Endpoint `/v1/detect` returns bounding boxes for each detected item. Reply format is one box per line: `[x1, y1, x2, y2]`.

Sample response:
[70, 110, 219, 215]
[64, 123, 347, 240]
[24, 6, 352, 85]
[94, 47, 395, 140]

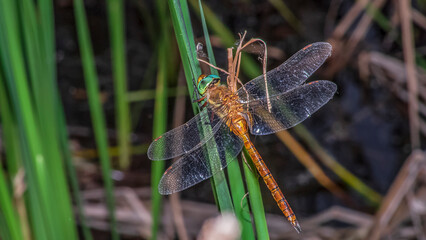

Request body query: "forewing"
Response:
[238, 42, 332, 102]
[158, 123, 243, 195]
[248, 80, 337, 135]
[148, 107, 224, 160]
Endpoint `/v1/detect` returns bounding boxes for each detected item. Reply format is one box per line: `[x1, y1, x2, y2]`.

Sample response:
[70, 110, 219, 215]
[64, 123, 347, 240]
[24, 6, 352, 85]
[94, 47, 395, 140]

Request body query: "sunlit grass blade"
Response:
[0, 0, 79, 239]
[0, 19, 48, 238]
[20, 0, 91, 237]
[73, 0, 119, 239]
[107, 0, 131, 170]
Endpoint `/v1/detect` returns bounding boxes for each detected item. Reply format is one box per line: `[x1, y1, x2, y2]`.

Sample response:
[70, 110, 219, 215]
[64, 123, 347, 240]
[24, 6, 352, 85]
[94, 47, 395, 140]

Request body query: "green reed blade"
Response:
[0, 70, 22, 176]
[73, 0, 119, 239]
[168, 0, 234, 213]
[150, 40, 168, 240]
[149, 1, 171, 239]
[0, 73, 24, 240]
[0, 0, 63, 238]
[227, 160, 256, 239]
[242, 149, 270, 240]
[197, 0, 254, 238]
[197, 0, 218, 75]
[107, 0, 131, 170]
[0, 168, 23, 240]
[31, 0, 79, 238]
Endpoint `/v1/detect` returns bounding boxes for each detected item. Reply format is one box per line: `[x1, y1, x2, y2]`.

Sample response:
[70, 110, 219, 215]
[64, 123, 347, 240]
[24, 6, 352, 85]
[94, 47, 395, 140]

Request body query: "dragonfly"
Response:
[148, 42, 337, 233]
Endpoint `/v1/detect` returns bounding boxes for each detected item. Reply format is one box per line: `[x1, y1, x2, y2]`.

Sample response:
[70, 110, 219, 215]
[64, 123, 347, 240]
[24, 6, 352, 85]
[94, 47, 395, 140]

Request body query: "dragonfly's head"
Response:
[197, 74, 220, 95]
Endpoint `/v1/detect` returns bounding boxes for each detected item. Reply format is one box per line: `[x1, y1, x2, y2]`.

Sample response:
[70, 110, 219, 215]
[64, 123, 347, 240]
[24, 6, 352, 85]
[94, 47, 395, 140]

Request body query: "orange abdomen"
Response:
[228, 116, 301, 233]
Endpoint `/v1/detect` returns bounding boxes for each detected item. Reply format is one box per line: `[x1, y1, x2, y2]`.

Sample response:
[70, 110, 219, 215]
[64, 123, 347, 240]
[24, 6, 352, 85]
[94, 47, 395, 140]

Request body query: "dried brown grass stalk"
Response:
[399, 0, 420, 149]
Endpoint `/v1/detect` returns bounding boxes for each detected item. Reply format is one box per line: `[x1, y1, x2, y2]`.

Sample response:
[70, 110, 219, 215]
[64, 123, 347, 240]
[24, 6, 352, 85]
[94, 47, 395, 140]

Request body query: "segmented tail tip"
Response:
[292, 220, 302, 234]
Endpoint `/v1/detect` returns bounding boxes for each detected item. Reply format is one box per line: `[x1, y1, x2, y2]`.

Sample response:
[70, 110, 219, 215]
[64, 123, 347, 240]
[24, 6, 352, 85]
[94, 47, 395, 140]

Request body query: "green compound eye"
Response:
[197, 74, 220, 95]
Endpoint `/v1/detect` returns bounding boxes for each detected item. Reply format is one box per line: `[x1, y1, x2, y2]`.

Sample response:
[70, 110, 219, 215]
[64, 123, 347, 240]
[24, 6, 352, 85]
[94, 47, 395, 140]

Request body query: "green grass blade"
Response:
[179, 0, 200, 78]
[197, 1, 254, 238]
[0, 72, 22, 176]
[197, 0, 218, 75]
[227, 161, 255, 240]
[106, 0, 131, 170]
[242, 149, 270, 240]
[30, 1, 79, 238]
[0, 167, 23, 240]
[150, 41, 168, 240]
[149, 2, 172, 239]
[168, 0, 234, 212]
[0, 0, 61, 238]
[0, 73, 24, 240]
[73, 0, 119, 239]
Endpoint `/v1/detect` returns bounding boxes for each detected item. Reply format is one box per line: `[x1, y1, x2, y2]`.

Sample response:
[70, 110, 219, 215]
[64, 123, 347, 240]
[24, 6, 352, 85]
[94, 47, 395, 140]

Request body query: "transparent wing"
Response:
[158, 123, 243, 194]
[247, 80, 337, 135]
[238, 42, 332, 102]
[148, 107, 225, 160]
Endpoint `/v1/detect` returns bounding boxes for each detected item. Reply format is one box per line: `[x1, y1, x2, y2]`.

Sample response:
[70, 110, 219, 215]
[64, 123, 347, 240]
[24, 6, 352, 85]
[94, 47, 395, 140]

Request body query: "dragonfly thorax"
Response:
[206, 85, 252, 140]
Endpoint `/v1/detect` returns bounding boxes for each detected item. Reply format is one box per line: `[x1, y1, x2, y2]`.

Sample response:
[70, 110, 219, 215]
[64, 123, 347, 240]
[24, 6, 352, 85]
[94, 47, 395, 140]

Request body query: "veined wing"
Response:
[247, 80, 337, 135]
[148, 107, 224, 160]
[158, 123, 243, 194]
[238, 42, 332, 102]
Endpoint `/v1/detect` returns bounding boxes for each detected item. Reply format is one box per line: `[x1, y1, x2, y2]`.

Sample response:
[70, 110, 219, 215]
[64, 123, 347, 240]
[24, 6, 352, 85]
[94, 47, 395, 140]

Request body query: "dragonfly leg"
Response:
[200, 100, 208, 111]
[210, 111, 216, 123]
[193, 95, 206, 103]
